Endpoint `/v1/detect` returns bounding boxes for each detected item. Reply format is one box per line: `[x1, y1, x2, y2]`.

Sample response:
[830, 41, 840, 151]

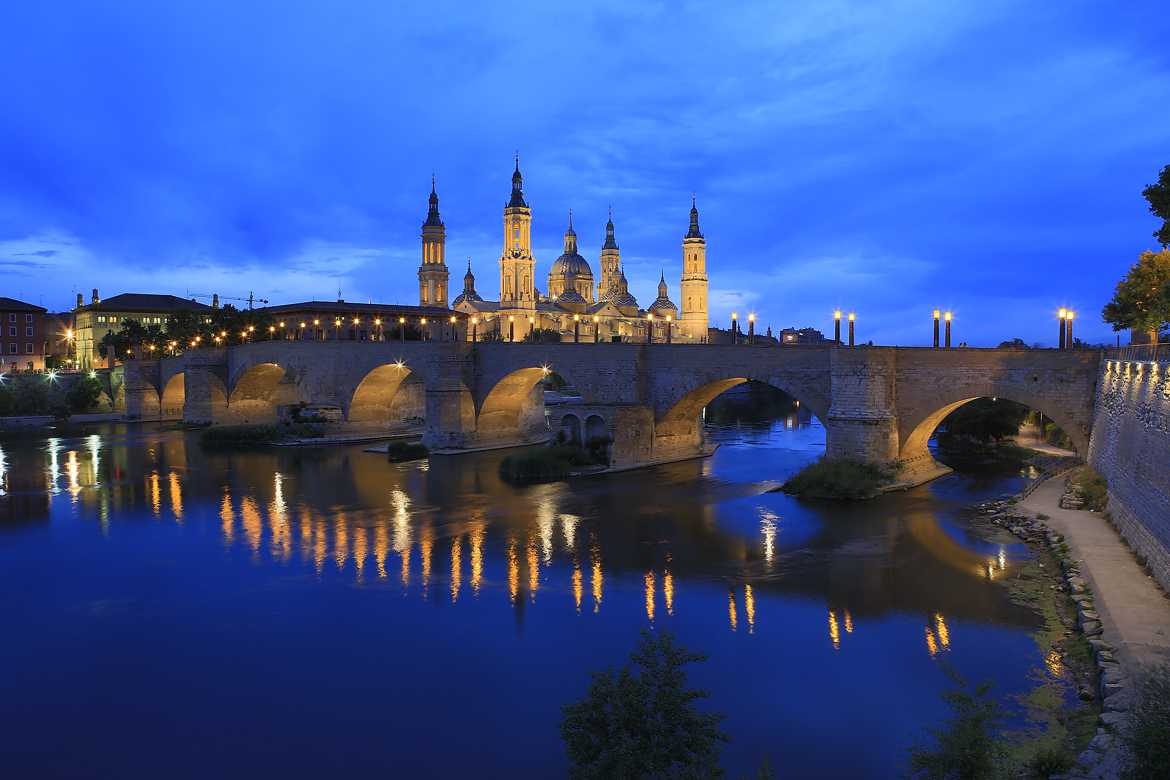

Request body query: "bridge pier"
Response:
[421, 347, 477, 450]
[122, 360, 161, 420]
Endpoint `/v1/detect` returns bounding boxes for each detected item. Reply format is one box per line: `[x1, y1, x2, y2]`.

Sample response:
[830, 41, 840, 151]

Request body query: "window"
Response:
[25, 326, 32, 337]
[25, 343, 33, 354]
[24, 314, 32, 322]
[7, 344, 15, 354]
[7, 314, 13, 323]
[7, 326, 14, 337]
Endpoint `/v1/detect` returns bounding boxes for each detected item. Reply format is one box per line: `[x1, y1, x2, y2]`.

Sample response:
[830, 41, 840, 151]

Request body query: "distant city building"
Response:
[44, 311, 76, 367]
[779, 327, 826, 344]
[448, 159, 708, 343]
[73, 290, 212, 370]
[258, 300, 458, 341]
[0, 297, 48, 372]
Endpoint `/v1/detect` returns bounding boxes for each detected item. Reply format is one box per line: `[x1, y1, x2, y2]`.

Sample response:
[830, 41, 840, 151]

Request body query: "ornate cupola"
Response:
[499, 155, 536, 309]
[547, 210, 594, 305]
[679, 193, 708, 341]
[418, 175, 449, 307]
[453, 258, 484, 305]
[648, 269, 678, 319]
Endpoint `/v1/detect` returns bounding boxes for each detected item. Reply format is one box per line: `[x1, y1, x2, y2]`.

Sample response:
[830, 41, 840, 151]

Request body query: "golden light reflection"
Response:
[470, 522, 484, 595]
[353, 525, 368, 582]
[168, 471, 183, 522]
[728, 591, 738, 632]
[934, 613, 950, 650]
[925, 626, 939, 658]
[828, 609, 841, 650]
[644, 571, 656, 622]
[420, 523, 433, 595]
[65, 450, 81, 501]
[149, 471, 161, 517]
[664, 569, 675, 617]
[560, 513, 579, 551]
[590, 537, 603, 613]
[333, 513, 349, 570]
[526, 534, 539, 600]
[997, 547, 1007, 571]
[269, 474, 290, 560]
[572, 559, 582, 614]
[744, 584, 755, 634]
[314, 521, 327, 575]
[375, 524, 389, 579]
[507, 536, 519, 604]
[538, 506, 555, 564]
[46, 437, 60, 494]
[450, 534, 462, 602]
[0, 445, 7, 495]
[1045, 648, 1064, 677]
[219, 490, 234, 544]
[844, 609, 854, 634]
[299, 508, 313, 563]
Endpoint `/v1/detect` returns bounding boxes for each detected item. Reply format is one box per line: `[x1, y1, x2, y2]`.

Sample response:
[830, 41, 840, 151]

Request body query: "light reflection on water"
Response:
[0, 406, 1055, 779]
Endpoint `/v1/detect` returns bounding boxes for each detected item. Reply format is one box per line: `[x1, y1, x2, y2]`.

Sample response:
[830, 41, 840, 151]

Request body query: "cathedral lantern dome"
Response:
[648, 270, 678, 318]
[547, 211, 595, 304]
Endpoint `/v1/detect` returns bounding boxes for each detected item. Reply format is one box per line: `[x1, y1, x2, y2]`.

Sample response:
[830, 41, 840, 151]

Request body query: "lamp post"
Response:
[268, 325, 276, 340]
[471, 317, 478, 343]
[374, 318, 382, 341]
[299, 321, 306, 341]
[1058, 309, 1067, 349]
[1066, 311, 1074, 349]
[833, 310, 842, 344]
[508, 315, 515, 343]
[333, 318, 342, 340]
[573, 314, 580, 343]
[731, 312, 739, 344]
[399, 316, 406, 343]
[848, 312, 855, 347]
[666, 314, 673, 344]
[420, 317, 428, 341]
[312, 319, 320, 340]
[449, 315, 457, 342]
[748, 313, 756, 344]
[646, 313, 654, 344]
[944, 311, 952, 348]
[593, 315, 600, 343]
[932, 310, 940, 348]
[528, 315, 535, 339]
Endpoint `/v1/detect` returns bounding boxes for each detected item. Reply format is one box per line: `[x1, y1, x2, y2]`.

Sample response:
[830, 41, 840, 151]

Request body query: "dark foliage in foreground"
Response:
[561, 631, 727, 779]
[386, 440, 428, 462]
[1123, 665, 1170, 779]
[499, 445, 604, 484]
[909, 675, 1004, 780]
[781, 457, 893, 500]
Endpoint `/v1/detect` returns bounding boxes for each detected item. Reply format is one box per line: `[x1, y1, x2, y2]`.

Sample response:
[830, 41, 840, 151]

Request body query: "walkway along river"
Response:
[0, 400, 1091, 778]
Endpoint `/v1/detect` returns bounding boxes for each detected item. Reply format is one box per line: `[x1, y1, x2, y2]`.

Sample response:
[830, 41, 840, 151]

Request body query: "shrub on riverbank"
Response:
[1122, 665, 1170, 779]
[909, 676, 1004, 779]
[499, 445, 603, 484]
[387, 440, 428, 462]
[1069, 468, 1108, 512]
[781, 457, 893, 500]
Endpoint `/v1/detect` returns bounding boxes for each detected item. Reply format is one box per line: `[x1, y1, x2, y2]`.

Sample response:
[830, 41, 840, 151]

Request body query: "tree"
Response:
[939, 398, 1029, 443]
[996, 338, 1029, 350]
[1102, 249, 1170, 343]
[909, 676, 1004, 780]
[65, 376, 103, 413]
[561, 631, 727, 779]
[1143, 164, 1170, 248]
[523, 327, 563, 344]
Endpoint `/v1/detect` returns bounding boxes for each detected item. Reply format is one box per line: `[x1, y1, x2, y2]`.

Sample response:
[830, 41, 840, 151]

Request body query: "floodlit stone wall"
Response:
[1088, 359, 1170, 592]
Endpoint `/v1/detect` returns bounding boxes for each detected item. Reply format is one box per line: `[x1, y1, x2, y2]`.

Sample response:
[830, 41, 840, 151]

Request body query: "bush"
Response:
[13, 380, 50, 415]
[522, 327, 564, 344]
[1025, 745, 1073, 778]
[500, 449, 573, 483]
[387, 440, 428, 462]
[65, 376, 103, 414]
[1071, 468, 1108, 512]
[561, 631, 727, 779]
[781, 457, 893, 500]
[909, 676, 1004, 779]
[0, 384, 14, 416]
[200, 424, 282, 446]
[1122, 665, 1170, 779]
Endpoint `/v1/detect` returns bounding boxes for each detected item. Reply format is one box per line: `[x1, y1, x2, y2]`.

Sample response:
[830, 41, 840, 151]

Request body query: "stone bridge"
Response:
[120, 342, 1101, 483]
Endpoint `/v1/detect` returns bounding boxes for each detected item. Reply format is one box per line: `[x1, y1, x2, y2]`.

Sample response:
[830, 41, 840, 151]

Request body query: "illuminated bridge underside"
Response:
[120, 342, 1101, 482]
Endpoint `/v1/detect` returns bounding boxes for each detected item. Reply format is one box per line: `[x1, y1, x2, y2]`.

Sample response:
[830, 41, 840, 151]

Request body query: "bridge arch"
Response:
[348, 363, 425, 427]
[228, 362, 301, 424]
[476, 367, 561, 443]
[160, 373, 185, 420]
[656, 376, 830, 436]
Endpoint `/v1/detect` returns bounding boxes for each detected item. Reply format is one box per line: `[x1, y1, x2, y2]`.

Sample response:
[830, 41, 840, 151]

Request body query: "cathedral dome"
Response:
[547, 212, 594, 303]
[550, 251, 593, 278]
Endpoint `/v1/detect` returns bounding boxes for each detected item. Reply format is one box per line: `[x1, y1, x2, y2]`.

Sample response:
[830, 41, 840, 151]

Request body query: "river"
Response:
[0, 399, 1055, 778]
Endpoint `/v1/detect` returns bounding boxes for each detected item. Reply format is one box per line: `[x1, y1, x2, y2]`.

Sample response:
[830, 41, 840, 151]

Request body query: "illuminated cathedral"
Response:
[420, 159, 709, 343]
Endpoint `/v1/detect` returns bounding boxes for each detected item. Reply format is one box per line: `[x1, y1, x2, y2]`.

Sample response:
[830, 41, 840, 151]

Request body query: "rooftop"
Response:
[80, 293, 212, 313]
[0, 297, 47, 313]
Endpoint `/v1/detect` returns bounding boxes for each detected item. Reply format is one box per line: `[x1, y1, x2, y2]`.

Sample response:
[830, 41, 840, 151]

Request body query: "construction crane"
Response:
[189, 291, 270, 310]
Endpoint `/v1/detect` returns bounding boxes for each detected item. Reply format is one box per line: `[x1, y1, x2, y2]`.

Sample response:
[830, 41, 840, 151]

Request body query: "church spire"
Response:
[602, 206, 618, 250]
[509, 154, 527, 208]
[658, 269, 668, 298]
[424, 175, 442, 227]
[686, 193, 703, 239]
[563, 211, 578, 254]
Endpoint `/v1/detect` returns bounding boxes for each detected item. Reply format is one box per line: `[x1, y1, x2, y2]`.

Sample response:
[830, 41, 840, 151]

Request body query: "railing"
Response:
[1108, 342, 1170, 363]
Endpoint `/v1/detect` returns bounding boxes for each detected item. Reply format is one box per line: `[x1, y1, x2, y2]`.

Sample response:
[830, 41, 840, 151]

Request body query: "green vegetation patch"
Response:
[499, 444, 604, 484]
[780, 457, 893, 500]
[1123, 665, 1170, 779]
[386, 440, 428, 462]
[1069, 467, 1108, 512]
[200, 424, 283, 446]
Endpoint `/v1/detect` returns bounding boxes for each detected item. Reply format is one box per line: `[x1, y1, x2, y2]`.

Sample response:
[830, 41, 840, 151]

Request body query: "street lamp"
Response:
[1058, 308, 1067, 350]
[646, 313, 654, 345]
[399, 316, 406, 343]
[508, 315, 515, 343]
[748, 313, 756, 344]
[833, 310, 842, 344]
[944, 311, 953, 348]
[848, 312, 856, 347]
[593, 315, 600, 343]
[1066, 310, 1075, 349]
[665, 314, 673, 344]
[573, 313, 580, 343]
[731, 311, 739, 344]
[471, 316, 478, 343]
[932, 310, 940, 348]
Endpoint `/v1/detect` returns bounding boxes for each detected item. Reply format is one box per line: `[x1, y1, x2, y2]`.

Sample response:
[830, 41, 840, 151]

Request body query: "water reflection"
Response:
[0, 412, 1052, 779]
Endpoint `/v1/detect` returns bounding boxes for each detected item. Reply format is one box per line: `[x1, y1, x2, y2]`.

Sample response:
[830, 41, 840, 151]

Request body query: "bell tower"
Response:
[598, 207, 621, 299]
[419, 177, 449, 307]
[499, 156, 536, 310]
[679, 195, 708, 342]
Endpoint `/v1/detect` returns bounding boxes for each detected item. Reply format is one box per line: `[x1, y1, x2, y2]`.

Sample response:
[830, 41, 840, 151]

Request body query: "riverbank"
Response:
[970, 467, 1170, 778]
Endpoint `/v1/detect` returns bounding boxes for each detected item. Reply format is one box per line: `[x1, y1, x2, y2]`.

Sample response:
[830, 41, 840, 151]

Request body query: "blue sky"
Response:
[2, 1, 1168, 346]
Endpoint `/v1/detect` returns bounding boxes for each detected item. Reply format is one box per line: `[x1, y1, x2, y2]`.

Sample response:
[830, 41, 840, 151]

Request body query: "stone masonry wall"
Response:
[1088, 359, 1170, 592]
